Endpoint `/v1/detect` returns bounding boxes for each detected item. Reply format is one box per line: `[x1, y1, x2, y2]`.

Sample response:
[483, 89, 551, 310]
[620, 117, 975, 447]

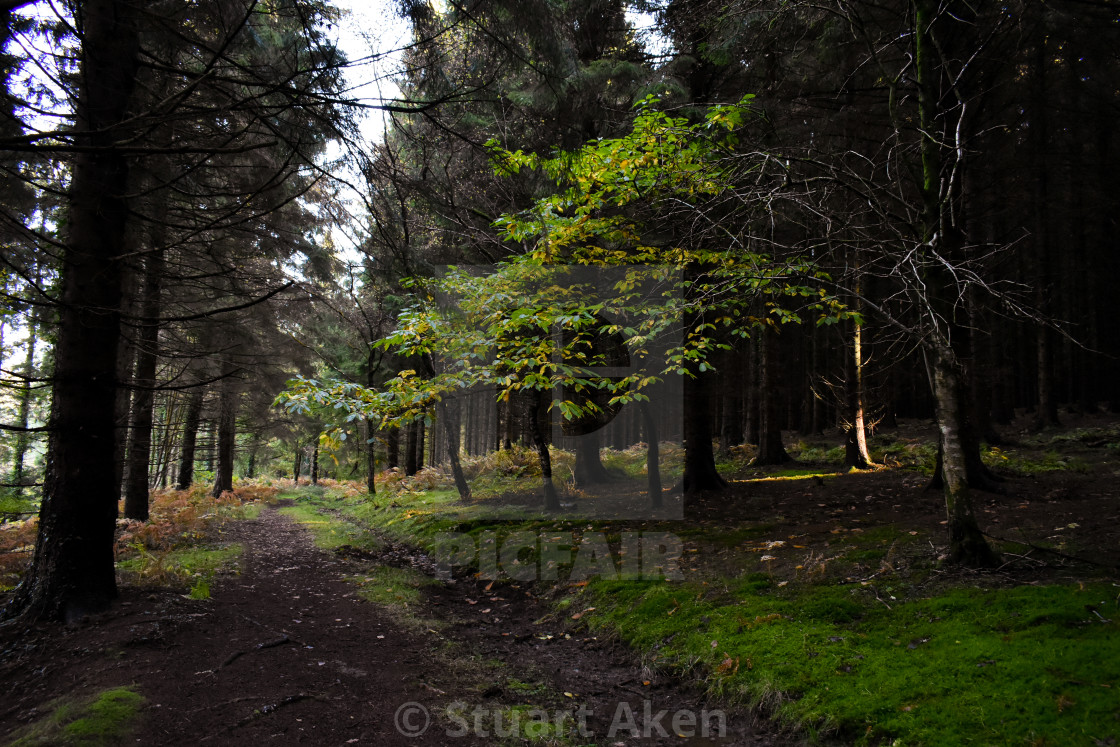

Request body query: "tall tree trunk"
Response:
[176, 386, 204, 490]
[123, 250, 163, 520]
[745, 336, 760, 444]
[529, 390, 560, 511]
[682, 370, 726, 493]
[641, 401, 662, 509]
[12, 311, 38, 495]
[386, 426, 400, 470]
[1035, 326, 1059, 429]
[844, 270, 873, 469]
[502, 397, 514, 450]
[719, 346, 745, 453]
[573, 431, 612, 486]
[113, 264, 138, 504]
[928, 348, 999, 566]
[1030, 26, 1060, 431]
[754, 325, 792, 465]
[4, 0, 140, 623]
[364, 352, 377, 494]
[293, 442, 302, 484]
[211, 366, 236, 497]
[365, 418, 377, 495]
[913, 0, 997, 566]
[440, 399, 471, 500]
[310, 440, 319, 485]
[245, 434, 259, 480]
[405, 421, 419, 476]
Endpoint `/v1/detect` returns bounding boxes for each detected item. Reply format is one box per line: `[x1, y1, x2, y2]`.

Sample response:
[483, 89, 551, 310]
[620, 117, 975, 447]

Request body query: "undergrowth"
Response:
[1, 481, 273, 594]
[109, 483, 272, 592]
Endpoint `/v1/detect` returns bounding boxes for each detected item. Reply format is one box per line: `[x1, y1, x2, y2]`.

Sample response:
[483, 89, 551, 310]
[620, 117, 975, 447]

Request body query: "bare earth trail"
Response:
[1, 506, 791, 746]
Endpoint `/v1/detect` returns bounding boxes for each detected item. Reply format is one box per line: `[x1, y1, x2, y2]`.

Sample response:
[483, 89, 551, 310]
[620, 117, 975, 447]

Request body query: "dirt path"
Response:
[1, 506, 792, 746]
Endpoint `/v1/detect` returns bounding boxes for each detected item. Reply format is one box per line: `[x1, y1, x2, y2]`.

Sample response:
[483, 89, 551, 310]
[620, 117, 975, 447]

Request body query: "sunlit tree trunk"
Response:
[844, 265, 873, 469]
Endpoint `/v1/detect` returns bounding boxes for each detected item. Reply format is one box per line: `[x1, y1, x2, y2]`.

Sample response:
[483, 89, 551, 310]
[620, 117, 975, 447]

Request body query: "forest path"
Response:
[2, 505, 792, 745]
[126, 505, 487, 745]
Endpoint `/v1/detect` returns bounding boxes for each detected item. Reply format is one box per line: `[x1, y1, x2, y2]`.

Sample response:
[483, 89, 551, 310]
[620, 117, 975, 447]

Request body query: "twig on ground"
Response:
[984, 529, 1117, 570]
[200, 693, 328, 741]
[219, 635, 294, 669]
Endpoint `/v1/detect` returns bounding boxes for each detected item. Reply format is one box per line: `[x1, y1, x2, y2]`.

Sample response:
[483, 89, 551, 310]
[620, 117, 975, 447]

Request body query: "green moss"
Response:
[9, 686, 145, 746]
[347, 565, 436, 609]
[871, 440, 938, 473]
[983, 446, 1093, 475]
[580, 579, 1120, 745]
[505, 678, 549, 695]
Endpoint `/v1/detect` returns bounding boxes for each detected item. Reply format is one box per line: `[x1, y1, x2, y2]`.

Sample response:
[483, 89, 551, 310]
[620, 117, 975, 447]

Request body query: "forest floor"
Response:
[0, 502, 790, 745]
[1, 413, 1119, 745]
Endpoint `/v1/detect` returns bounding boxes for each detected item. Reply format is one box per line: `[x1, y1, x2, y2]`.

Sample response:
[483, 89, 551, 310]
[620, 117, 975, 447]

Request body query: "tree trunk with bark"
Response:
[681, 370, 726, 494]
[641, 401, 662, 509]
[211, 366, 236, 497]
[365, 418, 377, 495]
[929, 348, 1000, 566]
[123, 249, 163, 520]
[386, 426, 400, 470]
[573, 431, 613, 486]
[440, 399, 471, 500]
[719, 346, 745, 454]
[3, 0, 140, 623]
[844, 277, 873, 469]
[912, 0, 998, 566]
[176, 386, 204, 490]
[405, 421, 419, 476]
[529, 390, 561, 511]
[754, 325, 792, 465]
[12, 311, 38, 495]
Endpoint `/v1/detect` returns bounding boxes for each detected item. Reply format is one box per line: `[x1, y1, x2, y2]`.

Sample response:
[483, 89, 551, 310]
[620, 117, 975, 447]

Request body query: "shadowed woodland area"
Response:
[1, 0, 1119, 744]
